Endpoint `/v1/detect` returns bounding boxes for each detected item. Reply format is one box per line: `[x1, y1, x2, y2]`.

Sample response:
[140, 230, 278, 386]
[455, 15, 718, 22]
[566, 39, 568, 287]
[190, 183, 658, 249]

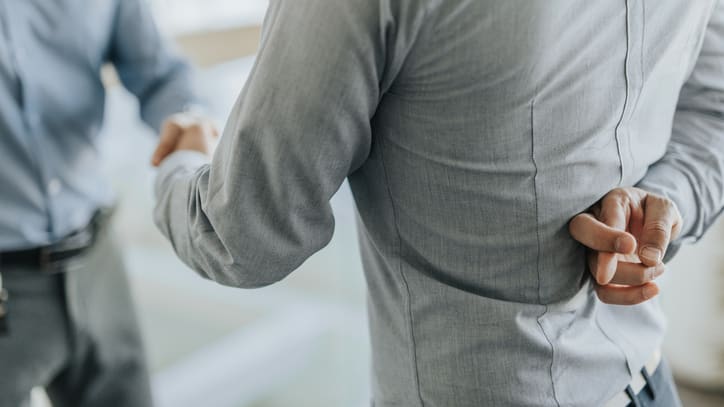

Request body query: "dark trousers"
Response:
[0, 230, 153, 407]
[626, 360, 682, 407]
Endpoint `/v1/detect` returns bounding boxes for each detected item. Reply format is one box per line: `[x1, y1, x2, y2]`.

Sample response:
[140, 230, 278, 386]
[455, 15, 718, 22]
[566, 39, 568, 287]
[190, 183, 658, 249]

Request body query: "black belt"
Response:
[0, 208, 111, 271]
[0, 208, 113, 335]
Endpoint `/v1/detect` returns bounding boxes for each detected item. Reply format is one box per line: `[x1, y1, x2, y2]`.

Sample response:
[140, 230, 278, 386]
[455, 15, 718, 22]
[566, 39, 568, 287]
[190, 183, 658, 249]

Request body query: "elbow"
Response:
[191, 258, 295, 290]
[210, 268, 284, 289]
[185, 223, 334, 290]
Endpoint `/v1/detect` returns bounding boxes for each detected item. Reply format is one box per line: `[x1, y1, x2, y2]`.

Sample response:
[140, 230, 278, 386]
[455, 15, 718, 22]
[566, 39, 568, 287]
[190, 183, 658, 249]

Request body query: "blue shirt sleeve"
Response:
[108, 0, 201, 132]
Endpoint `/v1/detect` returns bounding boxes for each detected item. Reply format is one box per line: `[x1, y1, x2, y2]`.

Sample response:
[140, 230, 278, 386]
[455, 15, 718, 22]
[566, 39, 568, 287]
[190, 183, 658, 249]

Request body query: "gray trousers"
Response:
[626, 361, 682, 407]
[0, 230, 153, 407]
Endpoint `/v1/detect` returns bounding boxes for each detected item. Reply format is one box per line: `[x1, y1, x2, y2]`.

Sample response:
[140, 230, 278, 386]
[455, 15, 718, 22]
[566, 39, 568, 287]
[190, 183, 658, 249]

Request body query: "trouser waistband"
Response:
[605, 350, 663, 407]
[0, 207, 114, 335]
[0, 208, 113, 272]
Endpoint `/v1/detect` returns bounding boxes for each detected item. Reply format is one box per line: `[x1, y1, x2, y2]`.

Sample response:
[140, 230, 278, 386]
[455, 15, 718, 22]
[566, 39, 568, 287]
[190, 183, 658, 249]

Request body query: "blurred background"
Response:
[31, 0, 724, 406]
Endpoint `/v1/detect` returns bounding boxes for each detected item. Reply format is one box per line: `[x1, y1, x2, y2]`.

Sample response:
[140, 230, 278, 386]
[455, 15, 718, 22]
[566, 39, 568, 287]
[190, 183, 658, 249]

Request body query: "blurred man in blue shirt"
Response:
[0, 1, 215, 406]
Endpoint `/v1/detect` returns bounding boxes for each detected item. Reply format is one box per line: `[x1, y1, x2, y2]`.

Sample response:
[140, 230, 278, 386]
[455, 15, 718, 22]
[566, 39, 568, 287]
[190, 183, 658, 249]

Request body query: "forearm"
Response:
[139, 62, 201, 132]
[636, 94, 724, 244]
[637, 3, 724, 245]
[153, 151, 292, 288]
[110, 0, 202, 132]
[152, 0, 417, 288]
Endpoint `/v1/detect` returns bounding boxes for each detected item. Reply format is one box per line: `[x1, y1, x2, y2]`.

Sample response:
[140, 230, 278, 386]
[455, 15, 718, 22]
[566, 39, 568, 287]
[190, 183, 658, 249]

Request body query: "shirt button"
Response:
[47, 179, 62, 196]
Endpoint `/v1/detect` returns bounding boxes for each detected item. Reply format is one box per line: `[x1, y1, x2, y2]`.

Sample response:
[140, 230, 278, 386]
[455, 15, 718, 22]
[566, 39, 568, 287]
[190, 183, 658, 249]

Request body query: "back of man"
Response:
[352, 2, 713, 404]
[153, 1, 724, 406]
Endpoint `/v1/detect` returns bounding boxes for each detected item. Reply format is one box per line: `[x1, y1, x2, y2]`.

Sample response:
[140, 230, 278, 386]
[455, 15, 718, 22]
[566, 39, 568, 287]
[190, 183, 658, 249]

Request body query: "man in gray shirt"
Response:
[153, 1, 724, 406]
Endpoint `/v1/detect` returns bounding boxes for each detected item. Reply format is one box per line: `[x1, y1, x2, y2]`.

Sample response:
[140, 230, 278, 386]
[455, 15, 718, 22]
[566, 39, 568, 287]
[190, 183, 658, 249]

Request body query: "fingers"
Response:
[569, 213, 637, 254]
[588, 250, 618, 285]
[576, 188, 679, 306]
[151, 120, 182, 167]
[589, 193, 634, 284]
[595, 282, 659, 306]
[607, 261, 665, 285]
[638, 195, 683, 266]
[151, 114, 220, 166]
[597, 191, 631, 231]
[174, 122, 218, 155]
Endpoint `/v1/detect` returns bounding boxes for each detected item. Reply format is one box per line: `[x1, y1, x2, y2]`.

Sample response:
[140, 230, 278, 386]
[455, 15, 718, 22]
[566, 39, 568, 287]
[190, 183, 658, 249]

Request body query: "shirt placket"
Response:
[0, 3, 21, 106]
[610, 0, 648, 377]
[616, 0, 646, 186]
[0, 0, 62, 242]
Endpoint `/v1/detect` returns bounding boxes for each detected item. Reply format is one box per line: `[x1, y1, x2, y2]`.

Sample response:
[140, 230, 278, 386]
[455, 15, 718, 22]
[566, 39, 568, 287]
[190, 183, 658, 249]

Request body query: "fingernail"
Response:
[643, 285, 658, 300]
[653, 265, 665, 279]
[640, 247, 662, 263]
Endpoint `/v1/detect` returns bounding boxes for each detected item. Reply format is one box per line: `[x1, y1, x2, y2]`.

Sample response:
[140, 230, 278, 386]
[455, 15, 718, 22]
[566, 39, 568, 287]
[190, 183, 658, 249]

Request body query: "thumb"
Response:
[151, 121, 182, 167]
[638, 195, 679, 266]
[569, 213, 636, 254]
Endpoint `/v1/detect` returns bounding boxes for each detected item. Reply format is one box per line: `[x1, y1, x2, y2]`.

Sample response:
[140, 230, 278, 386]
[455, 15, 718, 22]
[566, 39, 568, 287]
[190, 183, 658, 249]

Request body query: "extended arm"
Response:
[152, 0, 419, 287]
[108, 0, 200, 131]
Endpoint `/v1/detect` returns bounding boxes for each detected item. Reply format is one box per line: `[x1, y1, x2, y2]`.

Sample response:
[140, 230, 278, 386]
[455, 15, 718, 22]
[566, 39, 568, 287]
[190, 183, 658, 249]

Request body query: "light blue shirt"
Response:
[0, 0, 197, 250]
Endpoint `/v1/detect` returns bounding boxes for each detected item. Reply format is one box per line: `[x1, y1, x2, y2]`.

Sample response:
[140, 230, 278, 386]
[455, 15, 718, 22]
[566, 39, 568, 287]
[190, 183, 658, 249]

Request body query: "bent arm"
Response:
[637, 4, 724, 252]
[153, 0, 418, 287]
[109, 0, 200, 131]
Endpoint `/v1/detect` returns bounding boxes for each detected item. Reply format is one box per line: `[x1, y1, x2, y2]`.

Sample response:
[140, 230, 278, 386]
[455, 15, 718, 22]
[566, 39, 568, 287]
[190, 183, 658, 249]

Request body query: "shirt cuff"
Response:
[636, 166, 698, 244]
[154, 150, 210, 199]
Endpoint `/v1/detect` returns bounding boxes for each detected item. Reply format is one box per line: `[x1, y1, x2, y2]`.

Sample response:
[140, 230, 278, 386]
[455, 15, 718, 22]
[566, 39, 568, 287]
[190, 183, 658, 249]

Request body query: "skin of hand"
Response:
[569, 187, 683, 306]
[151, 112, 219, 167]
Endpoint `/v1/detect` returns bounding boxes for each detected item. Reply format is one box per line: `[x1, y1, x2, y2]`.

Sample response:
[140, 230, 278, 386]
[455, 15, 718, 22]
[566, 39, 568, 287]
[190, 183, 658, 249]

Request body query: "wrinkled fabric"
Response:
[155, 1, 724, 406]
[0, 0, 197, 249]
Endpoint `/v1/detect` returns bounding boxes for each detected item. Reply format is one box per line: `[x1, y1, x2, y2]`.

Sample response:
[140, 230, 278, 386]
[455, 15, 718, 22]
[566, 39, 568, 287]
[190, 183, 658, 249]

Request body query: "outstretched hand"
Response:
[151, 112, 219, 167]
[569, 187, 682, 305]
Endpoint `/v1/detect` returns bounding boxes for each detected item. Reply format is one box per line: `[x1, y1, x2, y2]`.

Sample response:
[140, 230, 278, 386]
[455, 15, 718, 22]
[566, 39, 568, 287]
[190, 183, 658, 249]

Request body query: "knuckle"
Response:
[603, 191, 628, 208]
[658, 197, 676, 212]
[648, 194, 678, 214]
[644, 220, 670, 235]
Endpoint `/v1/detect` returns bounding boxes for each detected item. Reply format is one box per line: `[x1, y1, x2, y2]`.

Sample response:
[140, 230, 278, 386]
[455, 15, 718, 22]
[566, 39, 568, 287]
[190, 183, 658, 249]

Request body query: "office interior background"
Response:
[27, 0, 724, 406]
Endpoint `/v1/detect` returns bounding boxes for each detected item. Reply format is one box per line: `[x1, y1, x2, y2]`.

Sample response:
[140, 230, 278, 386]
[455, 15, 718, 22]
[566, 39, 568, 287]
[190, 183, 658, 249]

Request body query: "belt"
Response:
[605, 350, 663, 407]
[0, 209, 110, 271]
[0, 208, 113, 335]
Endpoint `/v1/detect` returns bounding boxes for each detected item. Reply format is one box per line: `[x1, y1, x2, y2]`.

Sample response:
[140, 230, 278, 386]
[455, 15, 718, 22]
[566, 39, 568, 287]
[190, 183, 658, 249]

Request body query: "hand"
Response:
[569, 187, 683, 305]
[151, 112, 219, 167]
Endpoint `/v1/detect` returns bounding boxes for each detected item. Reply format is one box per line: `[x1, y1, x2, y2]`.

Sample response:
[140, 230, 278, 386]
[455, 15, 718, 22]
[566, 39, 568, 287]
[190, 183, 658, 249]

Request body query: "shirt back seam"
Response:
[378, 137, 425, 407]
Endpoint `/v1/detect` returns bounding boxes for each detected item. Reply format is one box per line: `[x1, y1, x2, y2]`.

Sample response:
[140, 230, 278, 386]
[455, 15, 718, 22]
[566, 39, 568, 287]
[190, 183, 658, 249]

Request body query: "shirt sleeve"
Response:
[153, 0, 422, 287]
[108, 0, 201, 132]
[637, 3, 724, 252]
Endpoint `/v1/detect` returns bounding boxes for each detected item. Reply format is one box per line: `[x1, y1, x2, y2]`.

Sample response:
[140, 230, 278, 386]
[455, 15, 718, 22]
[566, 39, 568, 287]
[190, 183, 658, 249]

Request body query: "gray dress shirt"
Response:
[0, 0, 197, 250]
[154, 1, 724, 405]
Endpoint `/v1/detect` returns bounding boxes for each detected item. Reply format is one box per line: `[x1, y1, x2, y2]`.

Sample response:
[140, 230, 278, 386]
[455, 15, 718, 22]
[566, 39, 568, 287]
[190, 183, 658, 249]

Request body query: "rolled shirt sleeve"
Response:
[109, 0, 201, 132]
[153, 0, 420, 287]
[637, 3, 724, 248]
